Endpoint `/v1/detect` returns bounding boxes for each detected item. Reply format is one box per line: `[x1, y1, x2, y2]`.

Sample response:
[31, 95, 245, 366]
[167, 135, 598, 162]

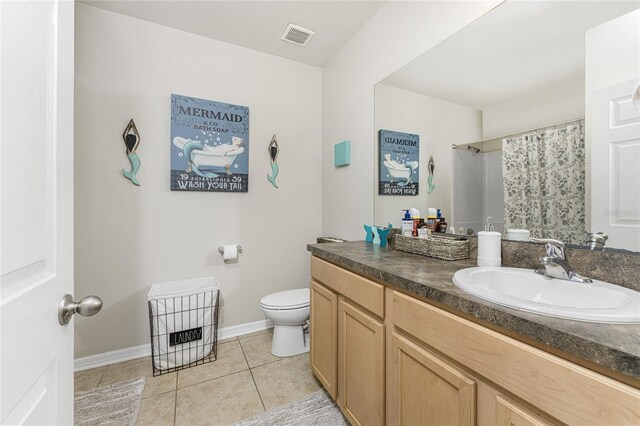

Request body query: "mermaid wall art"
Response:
[378, 129, 420, 196]
[170, 94, 249, 192]
[122, 119, 141, 186]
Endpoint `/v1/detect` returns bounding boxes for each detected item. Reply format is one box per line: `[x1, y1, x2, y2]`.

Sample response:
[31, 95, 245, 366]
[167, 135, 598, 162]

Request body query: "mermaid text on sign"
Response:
[171, 94, 250, 192]
[378, 129, 419, 196]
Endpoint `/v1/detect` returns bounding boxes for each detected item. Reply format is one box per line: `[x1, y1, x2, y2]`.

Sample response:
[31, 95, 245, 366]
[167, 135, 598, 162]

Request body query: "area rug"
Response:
[74, 377, 145, 426]
[236, 389, 348, 426]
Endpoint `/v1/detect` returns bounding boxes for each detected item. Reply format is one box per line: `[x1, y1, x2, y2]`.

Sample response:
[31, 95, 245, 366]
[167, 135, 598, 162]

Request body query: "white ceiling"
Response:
[381, 1, 639, 110]
[80, 0, 386, 67]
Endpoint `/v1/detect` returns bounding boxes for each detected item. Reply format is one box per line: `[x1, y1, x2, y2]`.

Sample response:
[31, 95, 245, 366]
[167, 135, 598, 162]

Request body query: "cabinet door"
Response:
[338, 298, 385, 426]
[310, 280, 338, 399]
[389, 332, 476, 426]
[495, 396, 552, 426]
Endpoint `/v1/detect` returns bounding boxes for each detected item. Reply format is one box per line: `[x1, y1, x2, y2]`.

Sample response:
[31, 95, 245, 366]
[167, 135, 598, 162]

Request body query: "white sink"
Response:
[452, 267, 640, 324]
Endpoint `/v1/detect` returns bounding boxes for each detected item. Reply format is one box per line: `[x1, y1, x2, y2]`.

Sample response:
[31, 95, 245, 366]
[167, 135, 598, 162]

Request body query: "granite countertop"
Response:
[307, 241, 640, 381]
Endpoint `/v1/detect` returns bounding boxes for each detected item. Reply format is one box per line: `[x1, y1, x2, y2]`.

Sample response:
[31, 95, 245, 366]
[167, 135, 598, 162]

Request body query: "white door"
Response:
[1, 1, 75, 424]
[591, 79, 640, 251]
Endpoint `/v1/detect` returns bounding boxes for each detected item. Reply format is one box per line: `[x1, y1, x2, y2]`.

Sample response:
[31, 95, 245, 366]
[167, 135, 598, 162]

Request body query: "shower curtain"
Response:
[502, 122, 585, 245]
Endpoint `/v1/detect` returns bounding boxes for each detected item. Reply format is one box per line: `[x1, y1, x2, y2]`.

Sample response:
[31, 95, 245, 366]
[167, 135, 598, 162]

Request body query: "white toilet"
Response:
[260, 288, 310, 357]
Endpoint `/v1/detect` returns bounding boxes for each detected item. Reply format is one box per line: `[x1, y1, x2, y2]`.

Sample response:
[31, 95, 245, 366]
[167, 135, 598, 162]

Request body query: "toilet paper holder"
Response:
[218, 245, 243, 256]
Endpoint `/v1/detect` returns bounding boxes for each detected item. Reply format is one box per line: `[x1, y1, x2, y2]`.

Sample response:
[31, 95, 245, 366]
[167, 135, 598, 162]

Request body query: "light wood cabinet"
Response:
[309, 256, 640, 426]
[310, 256, 384, 317]
[310, 280, 338, 399]
[310, 256, 386, 425]
[391, 290, 639, 426]
[388, 332, 476, 426]
[338, 298, 385, 426]
[495, 396, 552, 426]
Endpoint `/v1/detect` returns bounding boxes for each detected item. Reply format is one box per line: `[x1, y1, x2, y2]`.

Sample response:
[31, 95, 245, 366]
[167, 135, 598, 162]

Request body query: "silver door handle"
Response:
[58, 294, 103, 325]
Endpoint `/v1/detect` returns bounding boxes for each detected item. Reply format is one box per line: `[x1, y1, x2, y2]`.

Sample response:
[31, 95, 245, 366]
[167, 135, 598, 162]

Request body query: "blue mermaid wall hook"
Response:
[267, 134, 279, 188]
[122, 119, 141, 186]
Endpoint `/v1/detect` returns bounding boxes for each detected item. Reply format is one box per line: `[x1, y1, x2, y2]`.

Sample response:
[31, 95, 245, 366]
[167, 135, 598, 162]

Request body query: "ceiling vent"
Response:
[281, 23, 315, 47]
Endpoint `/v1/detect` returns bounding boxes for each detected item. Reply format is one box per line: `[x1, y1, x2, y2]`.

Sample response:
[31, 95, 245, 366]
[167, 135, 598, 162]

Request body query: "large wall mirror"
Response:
[374, 1, 640, 252]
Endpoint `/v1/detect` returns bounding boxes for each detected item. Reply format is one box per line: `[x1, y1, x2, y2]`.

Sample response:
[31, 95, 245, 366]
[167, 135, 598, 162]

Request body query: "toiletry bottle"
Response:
[401, 210, 413, 237]
[412, 215, 422, 237]
[427, 208, 437, 232]
[417, 222, 429, 238]
[408, 208, 421, 237]
[477, 217, 501, 267]
[439, 217, 448, 233]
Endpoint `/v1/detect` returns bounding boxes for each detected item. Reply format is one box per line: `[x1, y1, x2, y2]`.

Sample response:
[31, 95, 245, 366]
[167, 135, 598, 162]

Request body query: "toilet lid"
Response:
[261, 288, 310, 310]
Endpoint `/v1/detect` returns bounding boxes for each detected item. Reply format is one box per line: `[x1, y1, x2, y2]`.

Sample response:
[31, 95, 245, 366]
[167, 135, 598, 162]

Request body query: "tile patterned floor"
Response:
[74, 329, 321, 426]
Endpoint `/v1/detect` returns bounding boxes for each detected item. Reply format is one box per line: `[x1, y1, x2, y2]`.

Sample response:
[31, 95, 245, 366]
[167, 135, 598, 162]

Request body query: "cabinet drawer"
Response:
[311, 256, 384, 318]
[392, 290, 640, 426]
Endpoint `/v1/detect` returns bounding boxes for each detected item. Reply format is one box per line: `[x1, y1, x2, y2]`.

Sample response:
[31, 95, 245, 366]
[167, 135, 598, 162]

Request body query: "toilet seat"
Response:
[260, 288, 309, 310]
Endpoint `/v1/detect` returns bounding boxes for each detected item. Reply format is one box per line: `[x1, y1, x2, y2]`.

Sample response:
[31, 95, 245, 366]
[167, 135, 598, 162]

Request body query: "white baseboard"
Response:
[217, 318, 273, 341]
[74, 318, 274, 372]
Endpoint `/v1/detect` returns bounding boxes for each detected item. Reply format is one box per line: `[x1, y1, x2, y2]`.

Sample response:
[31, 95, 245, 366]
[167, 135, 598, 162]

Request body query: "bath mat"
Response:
[74, 377, 145, 426]
[236, 389, 348, 426]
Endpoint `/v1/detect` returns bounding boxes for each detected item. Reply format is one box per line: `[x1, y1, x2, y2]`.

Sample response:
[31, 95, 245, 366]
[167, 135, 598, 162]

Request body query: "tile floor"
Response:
[74, 329, 322, 426]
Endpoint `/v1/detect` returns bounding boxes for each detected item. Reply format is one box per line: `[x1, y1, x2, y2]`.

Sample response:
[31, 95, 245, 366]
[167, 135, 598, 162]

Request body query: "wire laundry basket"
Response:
[148, 277, 220, 376]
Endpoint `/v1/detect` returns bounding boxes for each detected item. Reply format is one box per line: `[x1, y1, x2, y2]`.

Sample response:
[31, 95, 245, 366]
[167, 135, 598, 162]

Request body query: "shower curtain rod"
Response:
[451, 117, 585, 152]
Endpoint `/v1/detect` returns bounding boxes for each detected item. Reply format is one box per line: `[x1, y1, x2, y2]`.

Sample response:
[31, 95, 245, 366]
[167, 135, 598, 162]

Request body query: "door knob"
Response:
[58, 294, 103, 325]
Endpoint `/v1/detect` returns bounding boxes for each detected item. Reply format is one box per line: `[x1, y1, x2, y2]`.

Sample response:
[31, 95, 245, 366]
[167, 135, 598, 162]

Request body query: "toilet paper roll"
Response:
[222, 245, 238, 261]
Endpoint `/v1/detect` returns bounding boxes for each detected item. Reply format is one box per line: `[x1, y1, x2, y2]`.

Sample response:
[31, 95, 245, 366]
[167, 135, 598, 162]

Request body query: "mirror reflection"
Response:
[374, 1, 640, 251]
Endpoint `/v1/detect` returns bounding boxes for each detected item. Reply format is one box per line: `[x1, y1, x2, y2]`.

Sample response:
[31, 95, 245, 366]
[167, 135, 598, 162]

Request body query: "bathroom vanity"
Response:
[307, 241, 640, 426]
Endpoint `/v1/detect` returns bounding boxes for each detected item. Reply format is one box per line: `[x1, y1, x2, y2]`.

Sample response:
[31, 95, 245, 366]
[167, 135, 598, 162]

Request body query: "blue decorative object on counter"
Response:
[372, 227, 381, 245]
[376, 225, 392, 247]
[364, 224, 374, 242]
[122, 119, 141, 186]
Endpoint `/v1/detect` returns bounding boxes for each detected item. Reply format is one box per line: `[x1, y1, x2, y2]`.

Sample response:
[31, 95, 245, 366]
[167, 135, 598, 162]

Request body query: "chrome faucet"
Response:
[585, 231, 608, 251]
[529, 237, 592, 283]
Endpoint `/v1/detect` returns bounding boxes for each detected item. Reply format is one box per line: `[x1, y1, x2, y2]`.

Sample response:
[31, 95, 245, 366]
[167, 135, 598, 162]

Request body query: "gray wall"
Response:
[74, 4, 323, 358]
[322, 1, 501, 240]
[374, 84, 482, 227]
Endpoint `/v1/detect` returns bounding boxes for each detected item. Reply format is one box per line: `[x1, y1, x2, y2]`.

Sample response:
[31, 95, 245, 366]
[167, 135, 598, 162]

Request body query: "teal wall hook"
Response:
[122, 119, 141, 186]
[267, 134, 279, 188]
[427, 155, 435, 194]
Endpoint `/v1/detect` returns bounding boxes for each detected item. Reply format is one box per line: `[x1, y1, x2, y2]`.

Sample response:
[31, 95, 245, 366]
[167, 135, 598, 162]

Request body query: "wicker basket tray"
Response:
[395, 234, 469, 261]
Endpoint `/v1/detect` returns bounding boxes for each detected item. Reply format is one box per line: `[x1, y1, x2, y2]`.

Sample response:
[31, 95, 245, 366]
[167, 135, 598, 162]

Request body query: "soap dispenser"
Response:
[477, 217, 501, 267]
[401, 210, 413, 237]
